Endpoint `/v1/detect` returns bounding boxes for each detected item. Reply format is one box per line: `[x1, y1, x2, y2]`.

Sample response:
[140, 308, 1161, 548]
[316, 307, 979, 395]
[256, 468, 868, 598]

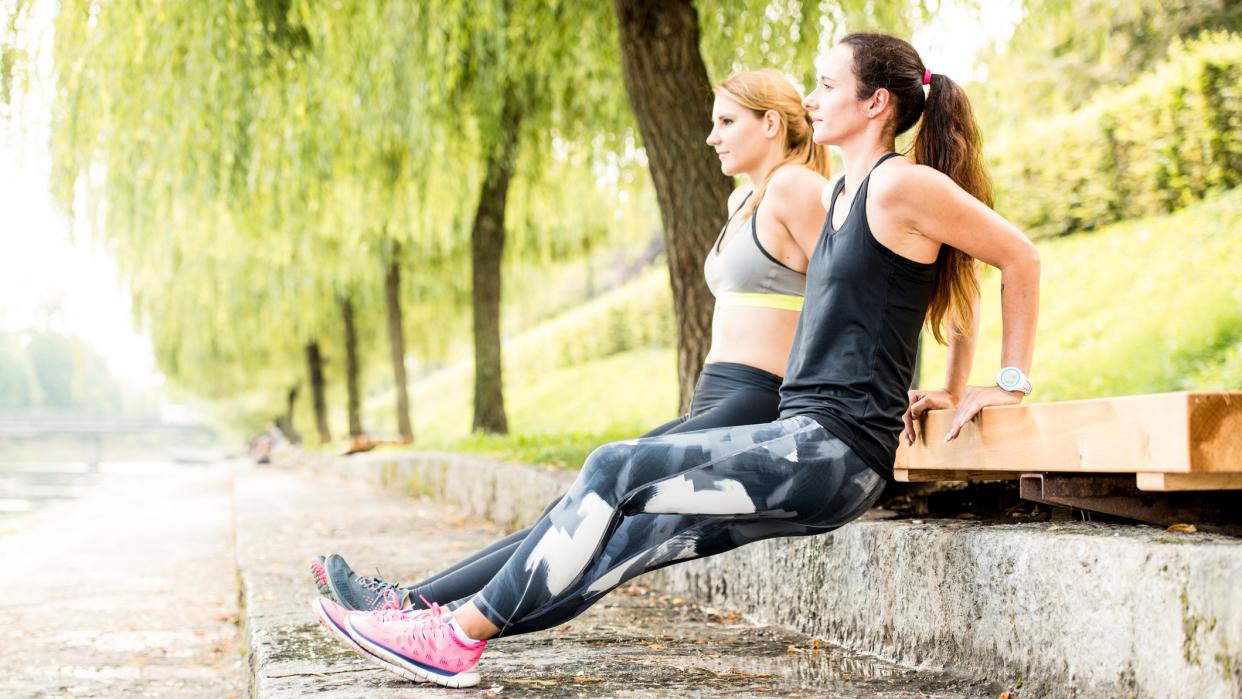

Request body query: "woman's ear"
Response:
[867, 88, 891, 119]
[764, 109, 782, 138]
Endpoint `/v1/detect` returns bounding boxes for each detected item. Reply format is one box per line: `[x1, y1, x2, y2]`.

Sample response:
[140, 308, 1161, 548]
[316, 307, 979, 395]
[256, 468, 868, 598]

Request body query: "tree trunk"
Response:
[613, 0, 733, 413]
[340, 295, 364, 438]
[469, 95, 523, 434]
[281, 384, 300, 443]
[305, 341, 331, 444]
[385, 245, 414, 443]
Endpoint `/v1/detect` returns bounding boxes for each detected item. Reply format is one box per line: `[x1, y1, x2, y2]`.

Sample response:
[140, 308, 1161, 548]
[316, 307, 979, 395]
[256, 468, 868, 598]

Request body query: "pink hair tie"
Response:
[921, 69, 932, 85]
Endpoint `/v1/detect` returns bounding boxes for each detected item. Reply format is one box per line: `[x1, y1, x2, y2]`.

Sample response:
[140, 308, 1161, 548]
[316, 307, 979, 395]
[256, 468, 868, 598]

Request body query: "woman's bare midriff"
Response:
[702, 305, 801, 377]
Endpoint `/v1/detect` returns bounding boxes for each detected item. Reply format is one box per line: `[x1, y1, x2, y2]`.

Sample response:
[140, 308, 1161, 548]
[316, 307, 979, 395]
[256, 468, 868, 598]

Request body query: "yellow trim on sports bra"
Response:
[716, 292, 803, 312]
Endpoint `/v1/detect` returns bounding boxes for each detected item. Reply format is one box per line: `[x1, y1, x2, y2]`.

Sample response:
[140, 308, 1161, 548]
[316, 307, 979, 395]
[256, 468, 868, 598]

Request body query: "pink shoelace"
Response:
[399, 596, 461, 660]
[360, 587, 403, 612]
[356, 592, 445, 622]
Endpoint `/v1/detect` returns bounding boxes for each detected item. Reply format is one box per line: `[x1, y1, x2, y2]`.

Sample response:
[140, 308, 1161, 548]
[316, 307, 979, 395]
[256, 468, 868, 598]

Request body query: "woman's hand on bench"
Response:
[903, 389, 957, 445]
[941, 385, 1024, 443]
[904, 385, 1025, 444]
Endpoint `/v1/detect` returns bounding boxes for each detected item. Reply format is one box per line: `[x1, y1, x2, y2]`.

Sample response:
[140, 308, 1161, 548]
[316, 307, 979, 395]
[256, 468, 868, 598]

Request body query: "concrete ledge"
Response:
[651, 521, 1242, 698]
[287, 450, 1242, 698]
[289, 449, 573, 530]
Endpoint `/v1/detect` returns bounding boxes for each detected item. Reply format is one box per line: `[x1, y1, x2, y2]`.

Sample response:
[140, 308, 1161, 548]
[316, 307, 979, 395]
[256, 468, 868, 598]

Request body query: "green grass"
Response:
[918, 187, 1242, 399]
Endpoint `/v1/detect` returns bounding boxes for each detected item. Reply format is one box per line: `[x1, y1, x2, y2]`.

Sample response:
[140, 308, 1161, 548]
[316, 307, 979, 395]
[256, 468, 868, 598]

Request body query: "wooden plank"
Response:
[1189, 392, 1242, 472]
[894, 391, 1242, 475]
[894, 469, 1022, 482]
[1136, 472, 1242, 492]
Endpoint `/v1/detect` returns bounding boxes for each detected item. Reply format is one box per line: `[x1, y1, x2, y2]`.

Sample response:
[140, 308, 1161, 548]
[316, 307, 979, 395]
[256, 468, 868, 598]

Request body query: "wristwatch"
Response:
[995, 366, 1033, 395]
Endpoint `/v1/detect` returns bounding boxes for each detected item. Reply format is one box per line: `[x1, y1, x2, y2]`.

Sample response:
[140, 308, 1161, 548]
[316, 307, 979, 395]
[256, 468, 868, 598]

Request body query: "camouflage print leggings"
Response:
[468, 416, 886, 635]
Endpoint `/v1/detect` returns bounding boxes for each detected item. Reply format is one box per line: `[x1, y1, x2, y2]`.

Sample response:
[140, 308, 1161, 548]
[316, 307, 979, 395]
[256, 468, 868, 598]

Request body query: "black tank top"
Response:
[778, 153, 939, 476]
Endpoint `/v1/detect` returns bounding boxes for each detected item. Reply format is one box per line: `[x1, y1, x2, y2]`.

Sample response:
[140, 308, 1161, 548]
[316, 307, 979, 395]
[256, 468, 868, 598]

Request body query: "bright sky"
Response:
[0, 0, 160, 389]
[0, 0, 1022, 394]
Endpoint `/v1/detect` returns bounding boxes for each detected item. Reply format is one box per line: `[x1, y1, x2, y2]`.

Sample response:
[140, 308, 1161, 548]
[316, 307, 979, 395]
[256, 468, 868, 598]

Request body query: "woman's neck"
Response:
[742, 146, 788, 193]
[837, 137, 895, 193]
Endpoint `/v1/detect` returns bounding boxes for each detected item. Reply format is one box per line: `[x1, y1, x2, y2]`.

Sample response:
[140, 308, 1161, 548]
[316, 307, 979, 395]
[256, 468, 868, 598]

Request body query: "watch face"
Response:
[999, 368, 1020, 389]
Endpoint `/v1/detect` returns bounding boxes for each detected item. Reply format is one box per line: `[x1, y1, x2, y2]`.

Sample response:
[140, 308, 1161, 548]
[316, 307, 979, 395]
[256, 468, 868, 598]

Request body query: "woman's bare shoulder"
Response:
[769, 163, 830, 194]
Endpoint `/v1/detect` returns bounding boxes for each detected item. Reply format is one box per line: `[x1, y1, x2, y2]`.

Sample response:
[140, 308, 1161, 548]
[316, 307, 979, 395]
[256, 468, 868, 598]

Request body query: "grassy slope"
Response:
[918, 187, 1242, 398]
[406, 346, 678, 468]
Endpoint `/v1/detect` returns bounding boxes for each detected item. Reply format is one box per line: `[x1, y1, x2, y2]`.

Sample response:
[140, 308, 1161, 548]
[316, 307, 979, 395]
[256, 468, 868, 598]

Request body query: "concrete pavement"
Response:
[0, 461, 242, 698]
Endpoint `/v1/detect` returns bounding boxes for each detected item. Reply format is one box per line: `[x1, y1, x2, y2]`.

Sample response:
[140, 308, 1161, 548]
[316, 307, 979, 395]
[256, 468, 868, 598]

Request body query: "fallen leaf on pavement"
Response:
[1167, 523, 1197, 533]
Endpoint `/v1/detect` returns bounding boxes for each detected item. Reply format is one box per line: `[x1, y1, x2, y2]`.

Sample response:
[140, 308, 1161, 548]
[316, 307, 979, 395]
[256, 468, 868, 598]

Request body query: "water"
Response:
[0, 433, 229, 519]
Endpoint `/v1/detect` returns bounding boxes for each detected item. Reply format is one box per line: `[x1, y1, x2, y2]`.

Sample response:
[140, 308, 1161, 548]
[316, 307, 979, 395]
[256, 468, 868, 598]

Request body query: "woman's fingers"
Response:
[945, 387, 1022, 442]
[903, 394, 928, 444]
[904, 390, 963, 445]
[945, 395, 978, 442]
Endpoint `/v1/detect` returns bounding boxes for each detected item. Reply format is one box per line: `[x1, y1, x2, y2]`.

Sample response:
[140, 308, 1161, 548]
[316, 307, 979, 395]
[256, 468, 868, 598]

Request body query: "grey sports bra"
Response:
[703, 192, 806, 312]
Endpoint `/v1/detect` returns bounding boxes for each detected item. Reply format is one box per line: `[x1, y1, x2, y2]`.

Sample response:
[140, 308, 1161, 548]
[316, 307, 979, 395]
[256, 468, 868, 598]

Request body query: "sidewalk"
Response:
[236, 463, 994, 697]
[0, 461, 242, 698]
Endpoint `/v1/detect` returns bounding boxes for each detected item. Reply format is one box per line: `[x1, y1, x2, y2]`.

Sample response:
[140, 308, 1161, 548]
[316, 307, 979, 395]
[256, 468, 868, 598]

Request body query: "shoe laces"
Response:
[366, 587, 403, 611]
[399, 595, 456, 652]
[362, 605, 417, 622]
[357, 575, 397, 594]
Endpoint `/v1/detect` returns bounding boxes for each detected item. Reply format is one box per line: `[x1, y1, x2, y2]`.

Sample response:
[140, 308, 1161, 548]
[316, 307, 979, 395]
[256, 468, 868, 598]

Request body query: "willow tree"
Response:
[388, 0, 635, 434]
[16, 0, 370, 436]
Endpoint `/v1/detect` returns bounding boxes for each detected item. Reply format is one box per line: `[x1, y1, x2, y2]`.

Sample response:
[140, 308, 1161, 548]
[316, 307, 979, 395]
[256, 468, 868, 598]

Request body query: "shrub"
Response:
[990, 32, 1242, 237]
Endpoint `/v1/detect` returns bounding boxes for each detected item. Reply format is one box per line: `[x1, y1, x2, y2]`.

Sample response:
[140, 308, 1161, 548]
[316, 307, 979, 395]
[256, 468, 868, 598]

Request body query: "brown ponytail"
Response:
[841, 33, 992, 344]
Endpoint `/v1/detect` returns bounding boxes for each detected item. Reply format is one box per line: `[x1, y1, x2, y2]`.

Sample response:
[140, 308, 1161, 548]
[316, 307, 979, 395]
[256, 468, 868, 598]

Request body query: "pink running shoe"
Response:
[310, 597, 430, 684]
[346, 602, 486, 688]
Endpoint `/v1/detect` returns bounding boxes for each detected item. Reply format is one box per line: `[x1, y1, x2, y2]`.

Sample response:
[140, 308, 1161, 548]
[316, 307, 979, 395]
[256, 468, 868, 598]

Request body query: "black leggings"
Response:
[473, 417, 884, 635]
[400, 362, 781, 607]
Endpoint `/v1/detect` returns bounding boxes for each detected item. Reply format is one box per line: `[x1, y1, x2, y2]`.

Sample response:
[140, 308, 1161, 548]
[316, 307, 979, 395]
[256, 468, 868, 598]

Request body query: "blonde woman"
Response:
[312, 70, 832, 625]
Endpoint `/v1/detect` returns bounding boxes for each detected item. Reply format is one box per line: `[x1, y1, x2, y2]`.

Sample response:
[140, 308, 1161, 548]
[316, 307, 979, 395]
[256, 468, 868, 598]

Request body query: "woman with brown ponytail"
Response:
[795, 33, 1040, 443]
[312, 35, 1040, 689]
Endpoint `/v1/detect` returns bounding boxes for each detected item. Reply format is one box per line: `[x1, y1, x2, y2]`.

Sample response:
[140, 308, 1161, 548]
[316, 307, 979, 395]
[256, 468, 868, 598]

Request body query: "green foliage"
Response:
[973, 0, 1242, 129]
[698, 0, 928, 86]
[990, 32, 1242, 238]
[0, 331, 123, 413]
[0, 334, 39, 408]
[20, 0, 649, 426]
[919, 187, 1242, 399]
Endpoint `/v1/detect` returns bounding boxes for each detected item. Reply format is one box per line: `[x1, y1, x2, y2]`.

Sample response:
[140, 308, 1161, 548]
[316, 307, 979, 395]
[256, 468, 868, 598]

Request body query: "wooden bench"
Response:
[896, 391, 1241, 526]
